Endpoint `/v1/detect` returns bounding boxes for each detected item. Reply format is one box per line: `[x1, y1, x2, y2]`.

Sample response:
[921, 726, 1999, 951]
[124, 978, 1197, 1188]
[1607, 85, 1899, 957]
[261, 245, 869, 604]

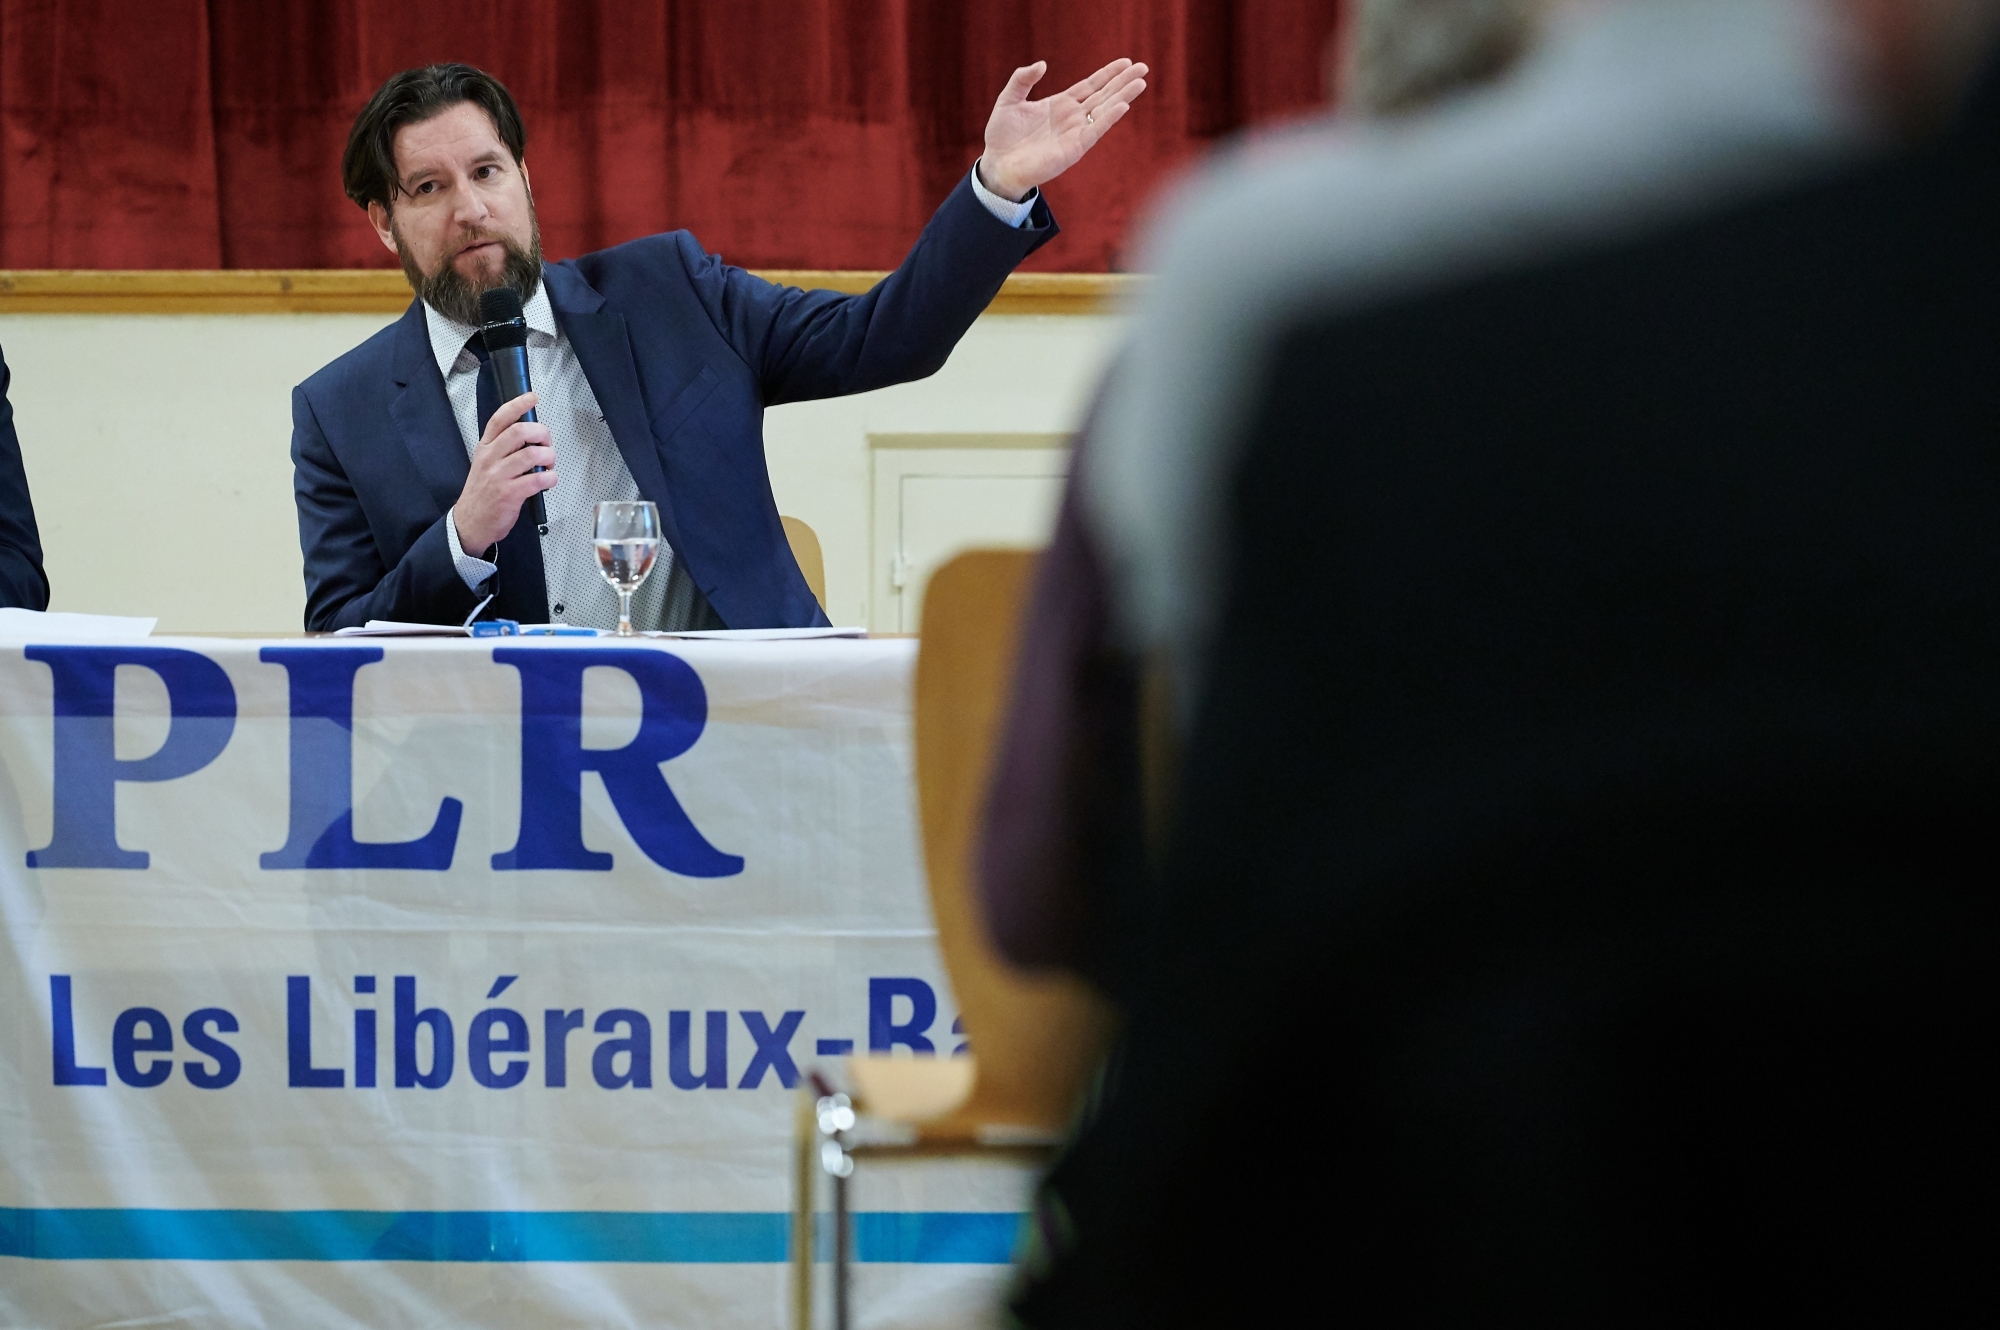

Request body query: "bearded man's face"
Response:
[366, 99, 543, 325]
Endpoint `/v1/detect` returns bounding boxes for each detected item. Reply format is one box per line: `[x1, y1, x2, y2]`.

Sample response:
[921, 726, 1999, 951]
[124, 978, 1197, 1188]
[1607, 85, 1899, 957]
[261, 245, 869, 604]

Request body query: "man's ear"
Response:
[367, 200, 398, 257]
[519, 160, 531, 194]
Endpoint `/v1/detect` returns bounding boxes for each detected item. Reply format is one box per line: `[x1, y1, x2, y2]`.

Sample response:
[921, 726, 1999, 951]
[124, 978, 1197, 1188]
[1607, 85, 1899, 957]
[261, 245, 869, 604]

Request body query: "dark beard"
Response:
[396, 209, 544, 326]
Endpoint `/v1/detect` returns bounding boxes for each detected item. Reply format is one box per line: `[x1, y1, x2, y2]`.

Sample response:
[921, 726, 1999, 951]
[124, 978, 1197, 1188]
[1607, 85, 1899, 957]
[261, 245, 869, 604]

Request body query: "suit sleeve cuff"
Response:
[971, 159, 1040, 229]
[445, 509, 499, 591]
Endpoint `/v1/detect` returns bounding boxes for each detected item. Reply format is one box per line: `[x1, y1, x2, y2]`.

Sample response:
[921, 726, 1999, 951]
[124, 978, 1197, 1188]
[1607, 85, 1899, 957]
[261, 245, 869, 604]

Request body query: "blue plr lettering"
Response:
[25, 647, 236, 870]
[259, 647, 462, 871]
[489, 649, 743, 876]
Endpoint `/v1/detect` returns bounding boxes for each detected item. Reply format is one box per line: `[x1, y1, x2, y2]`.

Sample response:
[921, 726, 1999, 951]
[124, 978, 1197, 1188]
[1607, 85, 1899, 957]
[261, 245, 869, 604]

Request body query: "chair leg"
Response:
[793, 1083, 816, 1330]
[803, 1076, 859, 1330]
[834, 1162, 851, 1330]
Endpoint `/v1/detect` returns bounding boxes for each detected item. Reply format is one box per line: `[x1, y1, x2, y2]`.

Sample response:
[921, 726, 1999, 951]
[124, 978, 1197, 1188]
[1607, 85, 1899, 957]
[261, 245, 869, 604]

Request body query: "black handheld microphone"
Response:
[478, 286, 548, 535]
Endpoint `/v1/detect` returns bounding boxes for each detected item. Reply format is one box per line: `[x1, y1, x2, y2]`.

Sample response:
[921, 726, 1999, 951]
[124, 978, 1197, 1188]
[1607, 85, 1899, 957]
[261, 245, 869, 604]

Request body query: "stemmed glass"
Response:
[594, 501, 661, 637]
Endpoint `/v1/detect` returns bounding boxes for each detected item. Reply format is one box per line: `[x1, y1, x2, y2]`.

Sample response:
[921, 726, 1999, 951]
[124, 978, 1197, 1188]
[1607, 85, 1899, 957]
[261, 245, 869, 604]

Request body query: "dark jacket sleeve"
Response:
[684, 172, 1058, 405]
[977, 424, 1150, 1000]
[0, 348, 51, 611]
[293, 385, 479, 631]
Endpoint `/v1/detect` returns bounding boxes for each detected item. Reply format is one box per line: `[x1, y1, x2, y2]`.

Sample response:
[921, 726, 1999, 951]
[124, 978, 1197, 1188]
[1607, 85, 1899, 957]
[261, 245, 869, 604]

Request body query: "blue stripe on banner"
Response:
[0, 1209, 1022, 1264]
[848, 1212, 1023, 1265]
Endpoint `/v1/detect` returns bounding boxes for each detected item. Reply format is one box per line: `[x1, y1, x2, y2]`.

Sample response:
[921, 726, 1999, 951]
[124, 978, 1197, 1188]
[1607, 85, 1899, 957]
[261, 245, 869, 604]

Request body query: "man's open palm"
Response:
[980, 58, 1149, 201]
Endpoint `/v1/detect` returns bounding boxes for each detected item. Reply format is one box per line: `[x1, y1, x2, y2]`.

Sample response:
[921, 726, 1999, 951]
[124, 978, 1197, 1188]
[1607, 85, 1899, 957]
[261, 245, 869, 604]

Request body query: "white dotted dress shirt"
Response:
[430, 283, 684, 630]
[433, 163, 1038, 629]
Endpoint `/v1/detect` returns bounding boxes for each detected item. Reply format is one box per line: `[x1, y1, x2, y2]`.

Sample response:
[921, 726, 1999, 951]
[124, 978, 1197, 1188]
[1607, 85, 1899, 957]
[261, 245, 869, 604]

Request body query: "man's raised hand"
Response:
[979, 58, 1149, 202]
[451, 391, 557, 553]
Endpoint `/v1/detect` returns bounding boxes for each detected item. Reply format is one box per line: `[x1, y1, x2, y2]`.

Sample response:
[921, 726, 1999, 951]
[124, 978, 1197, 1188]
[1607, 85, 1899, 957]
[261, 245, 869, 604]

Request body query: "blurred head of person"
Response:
[1509, 0, 2000, 127]
[1831, 0, 2000, 123]
[1336, 0, 1541, 116]
[342, 64, 543, 327]
[1337, 0, 2000, 125]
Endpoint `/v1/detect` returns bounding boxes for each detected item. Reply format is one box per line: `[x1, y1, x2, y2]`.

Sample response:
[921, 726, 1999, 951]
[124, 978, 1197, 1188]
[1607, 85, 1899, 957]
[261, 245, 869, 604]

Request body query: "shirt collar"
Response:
[423, 279, 558, 380]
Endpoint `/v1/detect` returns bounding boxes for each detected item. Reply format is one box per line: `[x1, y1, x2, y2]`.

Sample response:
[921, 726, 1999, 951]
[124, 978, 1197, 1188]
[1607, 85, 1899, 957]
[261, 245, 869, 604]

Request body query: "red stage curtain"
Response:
[0, 1, 1342, 272]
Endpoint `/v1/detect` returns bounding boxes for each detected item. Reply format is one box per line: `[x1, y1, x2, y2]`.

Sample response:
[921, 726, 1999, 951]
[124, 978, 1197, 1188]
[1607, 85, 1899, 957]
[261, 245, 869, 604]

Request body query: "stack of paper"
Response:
[0, 608, 158, 641]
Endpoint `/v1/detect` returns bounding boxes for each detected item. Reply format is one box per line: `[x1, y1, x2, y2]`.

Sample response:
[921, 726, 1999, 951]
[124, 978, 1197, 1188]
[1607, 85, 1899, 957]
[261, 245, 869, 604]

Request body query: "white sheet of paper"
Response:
[649, 626, 868, 641]
[332, 621, 470, 637]
[0, 607, 158, 640]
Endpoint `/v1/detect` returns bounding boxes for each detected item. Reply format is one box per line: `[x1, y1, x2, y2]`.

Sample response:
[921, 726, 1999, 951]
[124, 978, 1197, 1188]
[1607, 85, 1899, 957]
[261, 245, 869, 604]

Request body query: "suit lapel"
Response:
[545, 265, 693, 561]
[387, 300, 470, 515]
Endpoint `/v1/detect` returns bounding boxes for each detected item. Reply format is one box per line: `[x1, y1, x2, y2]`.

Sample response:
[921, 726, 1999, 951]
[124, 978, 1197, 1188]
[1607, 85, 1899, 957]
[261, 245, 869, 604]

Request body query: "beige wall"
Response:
[0, 310, 1124, 631]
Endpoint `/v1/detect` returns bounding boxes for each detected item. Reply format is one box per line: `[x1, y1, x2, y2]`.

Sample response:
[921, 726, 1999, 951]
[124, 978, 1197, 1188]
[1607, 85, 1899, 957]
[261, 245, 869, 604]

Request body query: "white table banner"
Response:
[0, 636, 1025, 1328]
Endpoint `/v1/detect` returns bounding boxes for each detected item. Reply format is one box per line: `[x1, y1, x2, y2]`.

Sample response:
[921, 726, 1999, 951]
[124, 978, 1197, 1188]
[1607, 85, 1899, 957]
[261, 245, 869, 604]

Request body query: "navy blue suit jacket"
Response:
[0, 346, 50, 610]
[292, 175, 1055, 630]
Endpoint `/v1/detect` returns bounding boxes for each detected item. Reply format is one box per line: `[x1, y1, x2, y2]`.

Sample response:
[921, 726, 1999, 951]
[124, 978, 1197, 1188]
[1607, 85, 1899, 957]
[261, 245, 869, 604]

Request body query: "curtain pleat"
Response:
[0, 0, 1341, 271]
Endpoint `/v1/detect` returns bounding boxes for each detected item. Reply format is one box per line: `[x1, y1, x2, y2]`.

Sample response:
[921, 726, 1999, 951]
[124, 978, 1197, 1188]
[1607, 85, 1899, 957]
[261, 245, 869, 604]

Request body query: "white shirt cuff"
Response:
[971, 159, 1039, 228]
[445, 509, 499, 592]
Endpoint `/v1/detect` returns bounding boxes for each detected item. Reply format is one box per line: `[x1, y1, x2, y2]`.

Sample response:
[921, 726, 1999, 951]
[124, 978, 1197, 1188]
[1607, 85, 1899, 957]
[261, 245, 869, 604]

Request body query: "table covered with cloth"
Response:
[0, 633, 1026, 1328]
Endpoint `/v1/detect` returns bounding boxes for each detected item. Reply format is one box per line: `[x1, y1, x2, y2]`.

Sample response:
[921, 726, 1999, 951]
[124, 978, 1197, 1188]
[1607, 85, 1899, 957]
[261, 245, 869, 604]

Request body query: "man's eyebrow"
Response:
[396, 149, 508, 192]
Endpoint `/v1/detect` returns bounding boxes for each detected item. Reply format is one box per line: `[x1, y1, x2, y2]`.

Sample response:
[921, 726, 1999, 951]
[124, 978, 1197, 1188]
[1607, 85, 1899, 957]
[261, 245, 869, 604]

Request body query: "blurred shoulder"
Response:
[1131, 0, 1869, 318]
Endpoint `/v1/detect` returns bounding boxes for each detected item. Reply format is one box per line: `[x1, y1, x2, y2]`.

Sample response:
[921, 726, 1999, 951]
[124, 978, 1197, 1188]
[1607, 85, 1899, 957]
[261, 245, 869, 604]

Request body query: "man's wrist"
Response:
[970, 159, 1039, 229]
[975, 155, 1031, 204]
[448, 503, 495, 557]
[445, 506, 500, 595]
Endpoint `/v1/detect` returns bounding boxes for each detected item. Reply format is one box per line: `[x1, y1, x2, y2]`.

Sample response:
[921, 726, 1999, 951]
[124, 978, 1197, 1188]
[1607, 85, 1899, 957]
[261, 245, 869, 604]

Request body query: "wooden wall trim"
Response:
[0, 269, 1142, 315]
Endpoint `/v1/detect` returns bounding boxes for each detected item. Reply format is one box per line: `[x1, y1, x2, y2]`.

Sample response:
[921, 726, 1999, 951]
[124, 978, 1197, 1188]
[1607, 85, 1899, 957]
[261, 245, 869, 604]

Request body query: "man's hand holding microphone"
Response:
[450, 390, 557, 554]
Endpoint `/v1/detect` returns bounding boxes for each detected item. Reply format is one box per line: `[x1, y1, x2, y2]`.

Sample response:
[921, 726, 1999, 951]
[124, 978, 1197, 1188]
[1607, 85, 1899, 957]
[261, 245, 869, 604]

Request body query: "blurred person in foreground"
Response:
[986, 0, 2000, 1322]
[292, 58, 1146, 632]
[0, 345, 50, 610]
[986, 0, 1545, 1002]
[989, 0, 1880, 1012]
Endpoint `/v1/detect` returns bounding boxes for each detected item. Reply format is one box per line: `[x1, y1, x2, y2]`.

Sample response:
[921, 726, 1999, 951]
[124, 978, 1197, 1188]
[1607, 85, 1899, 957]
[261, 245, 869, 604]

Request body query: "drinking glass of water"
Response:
[594, 500, 661, 636]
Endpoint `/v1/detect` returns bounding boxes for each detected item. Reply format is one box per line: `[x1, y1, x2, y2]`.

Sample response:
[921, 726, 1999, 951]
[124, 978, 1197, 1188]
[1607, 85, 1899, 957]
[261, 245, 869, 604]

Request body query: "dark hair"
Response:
[342, 63, 527, 211]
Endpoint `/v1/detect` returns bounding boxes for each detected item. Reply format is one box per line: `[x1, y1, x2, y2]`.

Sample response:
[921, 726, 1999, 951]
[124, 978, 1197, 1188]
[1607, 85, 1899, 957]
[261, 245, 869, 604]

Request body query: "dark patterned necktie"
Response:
[465, 333, 499, 435]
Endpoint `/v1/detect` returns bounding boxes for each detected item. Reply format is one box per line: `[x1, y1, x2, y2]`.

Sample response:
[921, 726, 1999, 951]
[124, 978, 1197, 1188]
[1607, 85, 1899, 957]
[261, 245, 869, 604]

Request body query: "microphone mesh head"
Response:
[479, 287, 529, 350]
[479, 287, 525, 325]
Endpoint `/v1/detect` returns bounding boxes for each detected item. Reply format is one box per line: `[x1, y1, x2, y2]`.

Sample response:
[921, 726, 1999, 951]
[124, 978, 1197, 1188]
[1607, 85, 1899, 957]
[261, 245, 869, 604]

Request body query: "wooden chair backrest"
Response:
[781, 516, 827, 612]
[913, 550, 1117, 1131]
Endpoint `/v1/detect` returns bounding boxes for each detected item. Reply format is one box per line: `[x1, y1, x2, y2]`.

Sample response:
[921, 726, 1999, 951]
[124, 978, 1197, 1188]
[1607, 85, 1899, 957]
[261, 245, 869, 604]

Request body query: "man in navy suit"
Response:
[293, 59, 1148, 631]
[0, 345, 51, 611]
